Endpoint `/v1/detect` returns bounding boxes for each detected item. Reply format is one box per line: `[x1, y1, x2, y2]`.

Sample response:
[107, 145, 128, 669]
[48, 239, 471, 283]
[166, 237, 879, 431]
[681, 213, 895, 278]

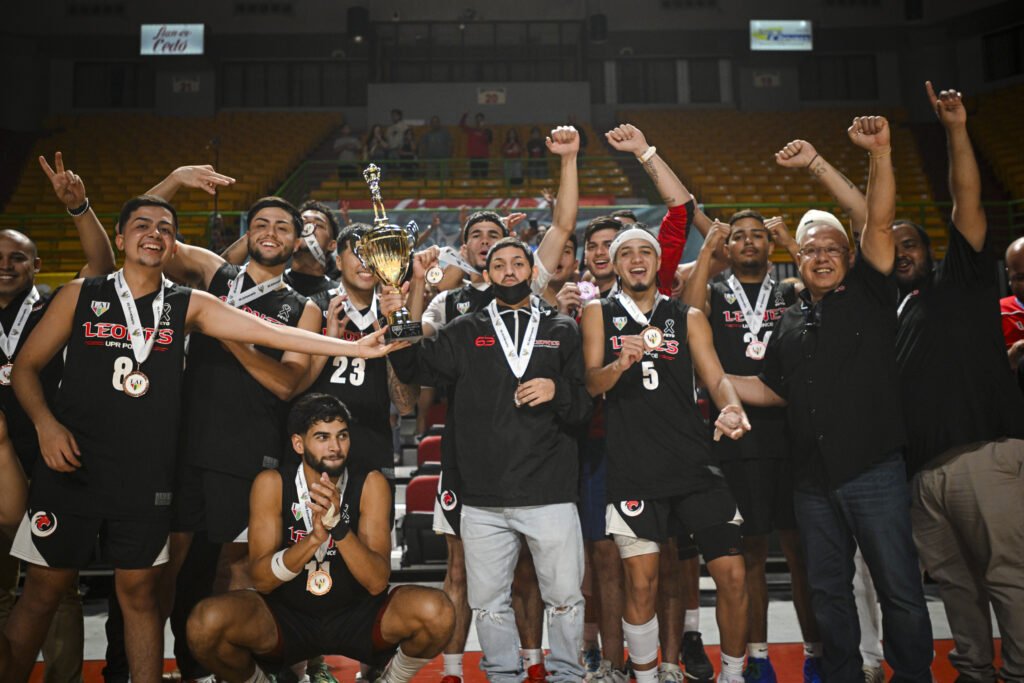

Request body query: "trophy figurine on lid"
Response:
[356, 164, 423, 343]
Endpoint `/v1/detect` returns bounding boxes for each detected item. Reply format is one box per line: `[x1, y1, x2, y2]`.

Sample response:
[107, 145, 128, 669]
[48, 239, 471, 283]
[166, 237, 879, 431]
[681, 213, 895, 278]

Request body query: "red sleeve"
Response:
[656, 200, 694, 295]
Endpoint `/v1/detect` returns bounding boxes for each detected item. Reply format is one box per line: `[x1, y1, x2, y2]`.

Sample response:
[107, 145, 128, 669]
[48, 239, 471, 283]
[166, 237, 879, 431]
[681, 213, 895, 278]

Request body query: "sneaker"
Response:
[742, 658, 776, 683]
[307, 659, 338, 683]
[582, 646, 602, 676]
[681, 632, 715, 682]
[527, 663, 549, 683]
[863, 665, 884, 683]
[591, 662, 628, 683]
[659, 663, 685, 683]
[802, 657, 823, 683]
[161, 672, 182, 682]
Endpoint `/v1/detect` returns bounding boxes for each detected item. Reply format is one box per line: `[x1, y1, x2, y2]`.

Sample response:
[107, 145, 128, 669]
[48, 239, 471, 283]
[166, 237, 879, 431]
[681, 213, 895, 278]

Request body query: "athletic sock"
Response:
[721, 652, 745, 681]
[747, 643, 769, 660]
[381, 648, 433, 683]
[803, 642, 823, 658]
[523, 648, 544, 668]
[243, 667, 271, 683]
[683, 608, 700, 634]
[442, 653, 464, 678]
[622, 615, 659, 683]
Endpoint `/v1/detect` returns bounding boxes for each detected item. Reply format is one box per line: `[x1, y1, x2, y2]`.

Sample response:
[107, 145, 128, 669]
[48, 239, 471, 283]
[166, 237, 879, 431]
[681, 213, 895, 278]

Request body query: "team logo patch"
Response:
[612, 316, 627, 330]
[440, 490, 458, 511]
[278, 304, 292, 322]
[723, 292, 736, 304]
[91, 301, 109, 317]
[456, 301, 471, 315]
[474, 336, 495, 346]
[161, 303, 172, 325]
[663, 318, 676, 339]
[30, 511, 57, 537]
[291, 502, 304, 521]
[620, 500, 644, 517]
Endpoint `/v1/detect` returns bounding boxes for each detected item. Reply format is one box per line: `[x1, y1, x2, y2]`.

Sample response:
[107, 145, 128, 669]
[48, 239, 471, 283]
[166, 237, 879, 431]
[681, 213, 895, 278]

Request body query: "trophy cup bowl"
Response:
[354, 221, 423, 343]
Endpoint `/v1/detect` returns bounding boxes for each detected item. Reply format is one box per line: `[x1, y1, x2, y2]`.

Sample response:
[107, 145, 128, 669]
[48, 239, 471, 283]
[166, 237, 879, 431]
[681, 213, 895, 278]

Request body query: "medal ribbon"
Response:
[0, 287, 40, 359]
[897, 289, 919, 318]
[333, 285, 379, 331]
[295, 464, 348, 563]
[726, 272, 773, 337]
[303, 233, 327, 267]
[438, 246, 480, 275]
[109, 270, 166, 367]
[486, 298, 540, 379]
[616, 291, 666, 329]
[225, 266, 283, 308]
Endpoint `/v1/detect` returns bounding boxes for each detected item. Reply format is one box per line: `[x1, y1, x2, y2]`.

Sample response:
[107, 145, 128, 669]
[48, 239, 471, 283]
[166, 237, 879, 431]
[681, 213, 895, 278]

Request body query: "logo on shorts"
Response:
[91, 301, 109, 317]
[612, 316, 627, 330]
[620, 500, 644, 517]
[440, 490, 458, 511]
[457, 302, 471, 315]
[30, 511, 57, 537]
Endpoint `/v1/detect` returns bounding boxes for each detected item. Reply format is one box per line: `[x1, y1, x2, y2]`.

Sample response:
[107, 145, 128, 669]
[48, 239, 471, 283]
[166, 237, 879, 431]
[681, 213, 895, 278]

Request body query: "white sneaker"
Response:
[716, 674, 743, 683]
[591, 661, 628, 683]
[658, 663, 685, 683]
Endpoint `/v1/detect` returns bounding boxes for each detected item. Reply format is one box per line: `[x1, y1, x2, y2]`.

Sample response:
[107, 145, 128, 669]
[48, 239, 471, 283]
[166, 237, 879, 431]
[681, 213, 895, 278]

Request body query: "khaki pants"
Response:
[0, 526, 84, 683]
[911, 439, 1024, 683]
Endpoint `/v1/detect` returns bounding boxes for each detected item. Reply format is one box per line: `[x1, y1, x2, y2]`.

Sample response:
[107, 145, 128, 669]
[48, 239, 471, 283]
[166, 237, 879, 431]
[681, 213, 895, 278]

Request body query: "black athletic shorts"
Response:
[173, 466, 253, 544]
[257, 587, 401, 668]
[719, 458, 797, 537]
[10, 508, 169, 570]
[433, 469, 462, 537]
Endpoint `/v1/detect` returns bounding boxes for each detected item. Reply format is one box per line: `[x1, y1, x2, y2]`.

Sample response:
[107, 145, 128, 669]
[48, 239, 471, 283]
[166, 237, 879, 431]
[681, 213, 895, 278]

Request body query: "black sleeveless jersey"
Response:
[182, 263, 308, 479]
[601, 296, 717, 501]
[265, 464, 373, 616]
[284, 269, 337, 300]
[708, 277, 795, 461]
[306, 290, 392, 472]
[0, 288, 58, 471]
[31, 275, 190, 519]
[444, 283, 495, 322]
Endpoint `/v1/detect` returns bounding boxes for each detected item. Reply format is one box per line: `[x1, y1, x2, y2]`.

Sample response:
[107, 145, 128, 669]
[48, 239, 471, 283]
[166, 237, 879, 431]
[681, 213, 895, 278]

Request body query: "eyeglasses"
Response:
[798, 246, 848, 259]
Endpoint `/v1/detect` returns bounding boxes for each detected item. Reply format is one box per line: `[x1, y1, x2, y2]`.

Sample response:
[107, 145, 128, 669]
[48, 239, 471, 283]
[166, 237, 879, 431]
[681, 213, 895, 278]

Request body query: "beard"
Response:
[303, 450, 346, 478]
[247, 239, 293, 267]
[626, 276, 655, 292]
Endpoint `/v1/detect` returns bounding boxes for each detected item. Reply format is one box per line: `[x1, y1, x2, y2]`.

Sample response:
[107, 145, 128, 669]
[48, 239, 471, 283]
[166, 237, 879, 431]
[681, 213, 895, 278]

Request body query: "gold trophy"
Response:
[356, 164, 423, 342]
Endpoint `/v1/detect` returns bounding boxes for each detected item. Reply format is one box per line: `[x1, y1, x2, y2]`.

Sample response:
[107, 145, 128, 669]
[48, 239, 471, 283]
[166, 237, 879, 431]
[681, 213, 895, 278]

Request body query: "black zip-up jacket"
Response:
[390, 304, 592, 506]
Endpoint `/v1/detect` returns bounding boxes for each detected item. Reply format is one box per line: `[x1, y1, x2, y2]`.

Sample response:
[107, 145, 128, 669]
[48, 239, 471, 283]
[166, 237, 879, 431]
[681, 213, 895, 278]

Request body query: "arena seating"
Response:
[970, 82, 1024, 199]
[399, 474, 447, 566]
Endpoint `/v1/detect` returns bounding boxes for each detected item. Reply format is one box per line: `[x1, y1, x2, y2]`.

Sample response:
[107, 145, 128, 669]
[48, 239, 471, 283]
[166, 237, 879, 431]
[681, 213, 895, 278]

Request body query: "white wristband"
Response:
[271, 549, 301, 582]
[637, 146, 657, 163]
[322, 502, 340, 529]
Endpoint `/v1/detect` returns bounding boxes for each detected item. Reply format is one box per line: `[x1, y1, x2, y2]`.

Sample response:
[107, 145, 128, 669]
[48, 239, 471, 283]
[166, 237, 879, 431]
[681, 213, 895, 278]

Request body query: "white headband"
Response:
[609, 228, 661, 261]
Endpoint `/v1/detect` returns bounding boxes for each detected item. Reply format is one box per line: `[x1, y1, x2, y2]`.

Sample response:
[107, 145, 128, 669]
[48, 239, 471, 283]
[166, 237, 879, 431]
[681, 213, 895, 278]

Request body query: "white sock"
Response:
[622, 615, 659, 683]
[634, 667, 659, 683]
[721, 652, 744, 679]
[382, 648, 434, 683]
[523, 648, 544, 668]
[683, 608, 700, 634]
[443, 653, 464, 677]
[747, 643, 769, 660]
[243, 667, 271, 683]
[804, 642, 823, 659]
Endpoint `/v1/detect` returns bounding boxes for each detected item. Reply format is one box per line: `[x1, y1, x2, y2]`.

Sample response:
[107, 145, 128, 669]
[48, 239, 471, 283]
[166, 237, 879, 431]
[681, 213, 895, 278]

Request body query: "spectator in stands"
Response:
[363, 124, 389, 164]
[1000, 236, 1024, 369]
[527, 127, 547, 179]
[460, 110, 493, 179]
[386, 109, 409, 160]
[399, 129, 419, 179]
[895, 82, 1024, 683]
[420, 116, 454, 179]
[334, 123, 362, 180]
[502, 129, 524, 186]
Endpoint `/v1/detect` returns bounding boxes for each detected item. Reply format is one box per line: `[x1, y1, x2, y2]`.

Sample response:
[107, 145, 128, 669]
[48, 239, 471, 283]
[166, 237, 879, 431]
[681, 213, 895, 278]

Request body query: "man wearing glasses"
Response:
[727, 116, 933, 682]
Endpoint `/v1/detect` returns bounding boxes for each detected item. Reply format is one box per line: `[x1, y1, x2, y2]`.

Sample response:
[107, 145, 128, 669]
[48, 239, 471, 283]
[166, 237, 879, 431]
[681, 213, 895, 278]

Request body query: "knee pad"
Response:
[692, 522, 743, 563]
[622, 615, 659, 665]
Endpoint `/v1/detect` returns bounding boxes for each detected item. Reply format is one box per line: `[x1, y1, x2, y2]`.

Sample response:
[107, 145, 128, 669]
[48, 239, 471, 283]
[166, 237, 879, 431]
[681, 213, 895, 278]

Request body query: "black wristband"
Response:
[329, 520, 350, 542]
[67, 198, 90, 216]
[805, 154, 820, 169]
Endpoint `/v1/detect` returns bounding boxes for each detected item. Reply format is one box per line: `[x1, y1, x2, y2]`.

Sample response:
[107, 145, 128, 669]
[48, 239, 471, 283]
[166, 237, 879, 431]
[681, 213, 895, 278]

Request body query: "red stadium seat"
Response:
[417, 435, 442, 468]
[400, 475, 447, 565]
[423, 402, 447, 430]
[405, 474, 439, 514]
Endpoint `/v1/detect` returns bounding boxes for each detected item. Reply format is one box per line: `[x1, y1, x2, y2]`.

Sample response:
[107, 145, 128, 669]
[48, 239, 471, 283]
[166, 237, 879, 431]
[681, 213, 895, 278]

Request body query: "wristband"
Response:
[329, 520, 350, 542]
[67, 198, 90, 217]
[637, 146, 657, 163]
[804, 154, 820, 169]
[271, 549, 301, 581]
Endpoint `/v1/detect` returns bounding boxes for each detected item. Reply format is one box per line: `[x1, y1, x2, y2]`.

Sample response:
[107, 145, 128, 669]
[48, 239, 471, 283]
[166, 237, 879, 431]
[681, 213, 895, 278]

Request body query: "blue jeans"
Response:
[794, 454, 933, 683]
[461, 504, 585, 683]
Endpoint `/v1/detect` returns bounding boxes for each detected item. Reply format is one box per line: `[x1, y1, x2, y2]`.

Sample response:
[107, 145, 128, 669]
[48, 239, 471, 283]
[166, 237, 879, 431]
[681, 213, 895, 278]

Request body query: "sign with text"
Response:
[753, 71, 781, 87]
[750, 20, 812, 51]
[140, 24, 204, 55]
[477, 87, 506, 105]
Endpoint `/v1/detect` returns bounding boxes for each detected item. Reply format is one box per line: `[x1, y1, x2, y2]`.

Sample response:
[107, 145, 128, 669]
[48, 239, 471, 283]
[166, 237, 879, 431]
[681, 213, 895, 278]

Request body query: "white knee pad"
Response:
[622, 615, 659, 665]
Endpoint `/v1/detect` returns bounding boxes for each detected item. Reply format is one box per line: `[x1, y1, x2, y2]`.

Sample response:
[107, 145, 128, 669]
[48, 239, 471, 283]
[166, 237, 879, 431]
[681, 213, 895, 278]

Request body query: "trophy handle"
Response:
[353, 236, 370, 268]
[404, 220, 419, 250]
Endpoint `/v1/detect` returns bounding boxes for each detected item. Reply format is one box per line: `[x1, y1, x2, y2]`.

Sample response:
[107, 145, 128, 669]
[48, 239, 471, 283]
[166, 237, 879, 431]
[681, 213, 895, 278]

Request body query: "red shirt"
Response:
[1000, 295, 1024, 348]
[460, 116, 492, 158]
[656, 201, 694, 295]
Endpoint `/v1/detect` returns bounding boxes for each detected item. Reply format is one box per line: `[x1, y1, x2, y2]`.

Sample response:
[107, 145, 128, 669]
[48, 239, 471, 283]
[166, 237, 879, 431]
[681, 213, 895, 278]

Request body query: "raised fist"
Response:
[605, 124, 650, 157]
[774, 139, 818, 169]
[546, 126, 580, 156]
[925, 81, 966, 128]
[847, 116, 890, 153]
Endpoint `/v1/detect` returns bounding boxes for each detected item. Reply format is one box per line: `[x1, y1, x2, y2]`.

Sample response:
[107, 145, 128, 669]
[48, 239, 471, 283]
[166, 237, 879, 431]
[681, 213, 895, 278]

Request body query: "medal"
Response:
[745, 340, 766, 360]
[122, 370, 150, 397]
[307, 568, 333, 596]
[0, 363, 12, 386]
[225, 266, 284, 308]
[641, 326, 663, 351]
[578, 280, 599, 301]
[486, 299, 540, 406]
[437, 246, 480, 275]
[426, 266, 444, 285]
[301, 222, 316, 237]
[514, 379, 522, 408]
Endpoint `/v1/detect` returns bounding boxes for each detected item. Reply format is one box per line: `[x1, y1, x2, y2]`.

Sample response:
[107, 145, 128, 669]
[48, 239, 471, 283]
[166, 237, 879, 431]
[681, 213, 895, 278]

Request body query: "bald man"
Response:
[1000, 237, 1024, 369]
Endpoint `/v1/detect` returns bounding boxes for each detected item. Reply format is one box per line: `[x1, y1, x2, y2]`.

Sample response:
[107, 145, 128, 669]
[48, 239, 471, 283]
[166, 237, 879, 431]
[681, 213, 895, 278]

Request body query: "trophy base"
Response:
[386, 321, 423, 344]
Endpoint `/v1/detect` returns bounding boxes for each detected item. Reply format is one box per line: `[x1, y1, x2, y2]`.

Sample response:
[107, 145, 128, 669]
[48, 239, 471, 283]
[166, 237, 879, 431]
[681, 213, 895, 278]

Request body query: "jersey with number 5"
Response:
[33, 275, 190, 520]
[600, 297, 716, 501]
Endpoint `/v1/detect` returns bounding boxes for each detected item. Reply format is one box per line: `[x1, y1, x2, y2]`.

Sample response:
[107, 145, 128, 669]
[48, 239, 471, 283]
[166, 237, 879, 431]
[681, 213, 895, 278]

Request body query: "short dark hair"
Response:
[336, 223, 371, 255]
[485, 236, 534, 271]
[117, 195, 178, 235]
[462, 211, 508, 243]
[893, 219, 931, 251]
[565, 231, 579, 253]
[584, 216, 622, 245]
[728, 209, 765, 226]
[610, 209, 638, 222]
[247, 197, 302, 237]
[299, 199, 341, 240]
[287, 393, 352, 437]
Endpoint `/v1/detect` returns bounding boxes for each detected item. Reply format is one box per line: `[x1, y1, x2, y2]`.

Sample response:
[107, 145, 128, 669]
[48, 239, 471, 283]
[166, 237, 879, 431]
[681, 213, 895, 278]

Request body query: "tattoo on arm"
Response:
[386, 360, 418, 415]
[644, 160, 659, 183]
[810, 164, 828, 178]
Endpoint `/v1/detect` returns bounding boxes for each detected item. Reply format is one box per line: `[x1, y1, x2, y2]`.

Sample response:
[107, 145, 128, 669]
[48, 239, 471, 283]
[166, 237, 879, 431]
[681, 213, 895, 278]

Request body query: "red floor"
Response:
[29, 639, 1002, 682]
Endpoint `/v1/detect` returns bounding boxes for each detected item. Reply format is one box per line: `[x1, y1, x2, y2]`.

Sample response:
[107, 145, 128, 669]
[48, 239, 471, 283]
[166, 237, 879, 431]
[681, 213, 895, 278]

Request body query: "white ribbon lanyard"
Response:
[726, 273, 773, 337]
[486, 298, 540, 379]
[226, 266, 283, 308]
[0, 287, 40, 359]
[303, 233, 327, 267]
[438, 246, 480, 275]
[109, 270, 166, 367]
[336, 286, 379, 331]
[616, 291, 666, 329]
[295, 465, 348, 563]
[897, 289, 919, 318]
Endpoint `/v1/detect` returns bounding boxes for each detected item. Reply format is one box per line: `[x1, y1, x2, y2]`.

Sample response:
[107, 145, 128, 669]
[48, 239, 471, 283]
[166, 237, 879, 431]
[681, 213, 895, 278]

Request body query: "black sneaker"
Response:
[681, 631, 715, 683]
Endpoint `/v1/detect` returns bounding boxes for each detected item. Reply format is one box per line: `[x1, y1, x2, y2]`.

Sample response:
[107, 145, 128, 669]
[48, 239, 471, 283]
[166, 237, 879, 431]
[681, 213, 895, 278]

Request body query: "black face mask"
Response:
[491, 279, 532, 305]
